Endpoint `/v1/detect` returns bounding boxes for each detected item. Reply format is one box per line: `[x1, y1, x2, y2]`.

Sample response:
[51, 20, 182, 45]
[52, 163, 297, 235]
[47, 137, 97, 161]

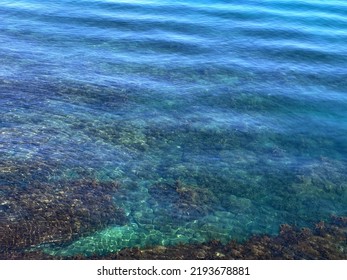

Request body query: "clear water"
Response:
[0, 0, 346, 256]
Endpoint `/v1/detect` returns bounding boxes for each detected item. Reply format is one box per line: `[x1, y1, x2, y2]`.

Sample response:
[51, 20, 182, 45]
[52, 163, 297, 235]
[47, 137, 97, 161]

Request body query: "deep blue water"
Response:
[1, 0, 347, 256]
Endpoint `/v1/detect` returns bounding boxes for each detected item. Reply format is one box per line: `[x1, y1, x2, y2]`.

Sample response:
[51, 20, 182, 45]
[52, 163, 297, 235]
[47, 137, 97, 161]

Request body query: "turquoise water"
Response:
[1, 0, 346, 256]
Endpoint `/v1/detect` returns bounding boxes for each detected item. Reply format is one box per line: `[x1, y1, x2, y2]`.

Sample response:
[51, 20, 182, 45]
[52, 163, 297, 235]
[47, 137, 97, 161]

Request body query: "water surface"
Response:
[1, 0, 346, 257]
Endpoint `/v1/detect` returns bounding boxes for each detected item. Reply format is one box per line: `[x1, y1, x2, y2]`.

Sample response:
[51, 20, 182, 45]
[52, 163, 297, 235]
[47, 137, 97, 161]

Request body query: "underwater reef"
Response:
[148, 181, 218, 221]
[81, 216, 347, 260]
[1, 216, 345, 260]
[0, 179, 127, 256]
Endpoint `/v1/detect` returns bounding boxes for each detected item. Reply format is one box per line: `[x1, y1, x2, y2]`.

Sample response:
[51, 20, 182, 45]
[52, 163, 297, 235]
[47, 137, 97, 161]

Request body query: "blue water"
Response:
[1, 0, 347, 256]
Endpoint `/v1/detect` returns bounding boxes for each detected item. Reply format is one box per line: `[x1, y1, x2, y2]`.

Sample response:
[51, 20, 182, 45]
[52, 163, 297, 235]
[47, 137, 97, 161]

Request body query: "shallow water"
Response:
[0, 0, 346, 257]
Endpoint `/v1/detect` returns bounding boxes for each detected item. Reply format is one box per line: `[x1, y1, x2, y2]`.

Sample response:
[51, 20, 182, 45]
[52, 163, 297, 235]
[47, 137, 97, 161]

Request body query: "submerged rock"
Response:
[223, 194, 252, 213]
[0, 179, 127, 253]
[1, 216, 346, 260]
[99, 216, 347, 260]
[148, 181, 218, 220]
[175, 181, 218, 217]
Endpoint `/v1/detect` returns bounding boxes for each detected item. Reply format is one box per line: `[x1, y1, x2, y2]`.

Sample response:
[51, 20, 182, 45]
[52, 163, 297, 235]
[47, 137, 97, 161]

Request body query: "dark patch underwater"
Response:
[0, 0, 346, 258]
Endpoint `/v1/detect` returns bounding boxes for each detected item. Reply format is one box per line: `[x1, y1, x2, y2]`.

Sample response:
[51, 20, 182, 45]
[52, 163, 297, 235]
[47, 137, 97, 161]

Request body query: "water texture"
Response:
[0, 0, 346, 257]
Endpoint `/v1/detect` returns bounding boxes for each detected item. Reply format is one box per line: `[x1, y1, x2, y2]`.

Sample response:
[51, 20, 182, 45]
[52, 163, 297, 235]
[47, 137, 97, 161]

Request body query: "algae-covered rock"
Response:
[175, 181, 218, 217]
[148, 181, 218, 221]
[0, 179, 127, 252]
[223, 194, 253, 213]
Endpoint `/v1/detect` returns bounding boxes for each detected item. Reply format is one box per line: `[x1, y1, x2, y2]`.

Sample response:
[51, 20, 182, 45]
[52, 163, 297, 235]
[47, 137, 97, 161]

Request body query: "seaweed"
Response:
[0, 179, 127, 256]
[148, 181, 218, 221]
[1, 216, 345, 260]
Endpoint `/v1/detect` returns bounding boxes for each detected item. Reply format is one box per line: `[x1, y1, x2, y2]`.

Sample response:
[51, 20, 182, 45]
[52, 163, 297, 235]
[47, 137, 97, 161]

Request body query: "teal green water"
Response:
[0, 0, 346, 256]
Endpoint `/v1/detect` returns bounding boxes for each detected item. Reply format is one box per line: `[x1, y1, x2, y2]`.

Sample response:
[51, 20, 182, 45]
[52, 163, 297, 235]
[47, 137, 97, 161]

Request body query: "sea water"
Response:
[0, 0, 346, 256]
